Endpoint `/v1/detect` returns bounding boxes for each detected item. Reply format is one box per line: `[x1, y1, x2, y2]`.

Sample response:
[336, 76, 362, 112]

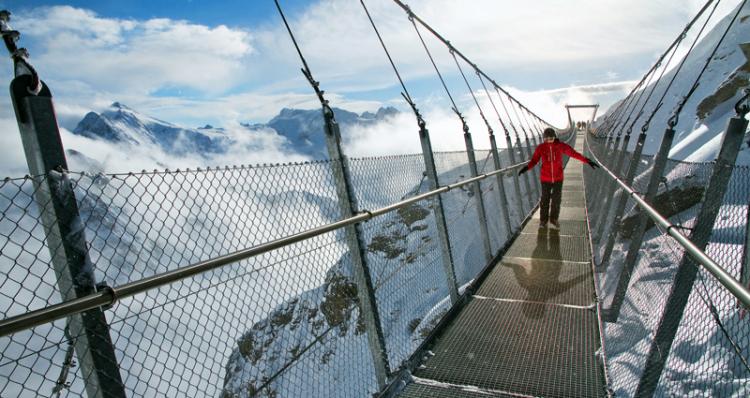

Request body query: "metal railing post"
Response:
[593, 133, 631, 242]
[521, 128, 540, 200]
[489, 133, 514, 232]
[9, 76, 126, 398]
[506, 131, 529, 217]
[605, 126, 676, 322]
[321, 107, 391, 387]
[743, 202, 750, 294]
[462, 125, 493, 263]
[636, 113, 748, 397]
[417, 122, 460, 303]
[599, 132, 648, 270]
[590, 134, 622, 224]
[515, 130, 536, 207]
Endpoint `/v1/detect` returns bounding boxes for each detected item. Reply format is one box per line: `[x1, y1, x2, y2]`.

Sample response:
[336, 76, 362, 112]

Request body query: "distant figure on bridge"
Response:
[518, 128, 598, 230]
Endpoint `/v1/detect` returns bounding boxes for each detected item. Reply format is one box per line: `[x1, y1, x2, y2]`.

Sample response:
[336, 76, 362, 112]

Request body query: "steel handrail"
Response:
[0, 154, 542, 338]
[584, 136, 750, 308]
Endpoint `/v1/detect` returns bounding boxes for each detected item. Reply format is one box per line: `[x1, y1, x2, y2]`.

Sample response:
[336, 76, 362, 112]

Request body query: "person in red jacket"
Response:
[518, 127, 598, 229]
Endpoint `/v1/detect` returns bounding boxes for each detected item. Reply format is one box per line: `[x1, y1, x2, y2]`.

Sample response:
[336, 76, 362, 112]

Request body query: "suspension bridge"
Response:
[1, 1, 749, 397]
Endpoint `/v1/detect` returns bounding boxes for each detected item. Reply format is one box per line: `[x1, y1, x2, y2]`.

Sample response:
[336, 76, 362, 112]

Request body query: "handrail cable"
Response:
[584, 139, 750, 308]
[670, 0, 747, 126]
[0, 161, 528, 338]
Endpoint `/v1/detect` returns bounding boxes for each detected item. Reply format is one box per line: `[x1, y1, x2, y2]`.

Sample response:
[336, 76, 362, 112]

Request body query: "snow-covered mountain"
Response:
[73, 102, 232, 156]
[71, 103, 399, 161]
[265, 106, 398, 158]
[594, 3, 750, 165]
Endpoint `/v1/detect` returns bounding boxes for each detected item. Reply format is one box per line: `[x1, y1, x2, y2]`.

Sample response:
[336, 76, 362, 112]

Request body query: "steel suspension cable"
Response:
[359, 0, 420, 116]
[476, 72, 511, 134]
[450, 50, 494, 133]
[670, 0, 747, 125]
[408, 16, 463, 118]
[599, 0, 717, 135]
[642, 0, 722, 131]
[495, 86, 524, 143]
[273, 0, 325, 105]
[390, 0, 554, 128]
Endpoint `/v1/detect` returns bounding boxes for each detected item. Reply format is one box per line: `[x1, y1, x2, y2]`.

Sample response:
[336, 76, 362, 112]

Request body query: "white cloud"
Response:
[2, 0, 742, 173]
[16, 6, 253, 96]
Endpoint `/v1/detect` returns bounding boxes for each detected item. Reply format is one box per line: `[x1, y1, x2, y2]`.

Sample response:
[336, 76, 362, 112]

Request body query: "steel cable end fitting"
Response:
[734, 89, 750, 117]
[668, 113, 679, 128]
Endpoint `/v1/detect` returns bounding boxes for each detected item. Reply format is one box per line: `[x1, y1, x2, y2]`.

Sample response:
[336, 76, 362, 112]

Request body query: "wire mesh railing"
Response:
[583, 131, 750, 397]
[0, 126, 559, 397]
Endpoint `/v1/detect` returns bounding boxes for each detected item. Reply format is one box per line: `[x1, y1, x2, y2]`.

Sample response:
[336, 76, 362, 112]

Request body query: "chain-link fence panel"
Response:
[432, 151, 487, 288]
[347, 154, 452, 370]
[656, 164, 750, 397]
[1, 162, 383, 398]
[585, 135, 750, 397]
[1, 147, 544, 397]
[1, 175, 81, 398]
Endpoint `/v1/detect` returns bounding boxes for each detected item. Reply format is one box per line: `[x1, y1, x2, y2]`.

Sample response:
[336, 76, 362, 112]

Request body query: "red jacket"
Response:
[527, 139, 590, 183]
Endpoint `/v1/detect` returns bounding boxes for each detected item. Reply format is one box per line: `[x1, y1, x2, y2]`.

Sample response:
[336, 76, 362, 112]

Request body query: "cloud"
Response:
[58, 124, 308, 175]
[2, 0, 742, 174]
[15, 6, 253, 96]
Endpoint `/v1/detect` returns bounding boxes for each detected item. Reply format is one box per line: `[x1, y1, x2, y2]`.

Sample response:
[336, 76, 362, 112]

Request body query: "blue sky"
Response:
[0, 0, 743, 172]
[1, 0, 311, 28]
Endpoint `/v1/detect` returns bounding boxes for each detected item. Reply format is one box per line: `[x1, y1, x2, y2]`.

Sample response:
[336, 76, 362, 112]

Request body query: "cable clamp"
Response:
[96, 282, 118, 310]
[735, 89, 750, 117]
[361, 209, 373, 221]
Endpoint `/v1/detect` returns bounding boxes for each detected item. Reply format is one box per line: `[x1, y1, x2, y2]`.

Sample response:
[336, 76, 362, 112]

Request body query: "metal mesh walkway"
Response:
[399, 132, 608, 398]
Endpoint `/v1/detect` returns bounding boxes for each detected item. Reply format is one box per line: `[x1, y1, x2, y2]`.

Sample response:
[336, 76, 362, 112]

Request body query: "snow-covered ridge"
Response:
[71, 102, 400, 162]
[595, 4, 750, 165]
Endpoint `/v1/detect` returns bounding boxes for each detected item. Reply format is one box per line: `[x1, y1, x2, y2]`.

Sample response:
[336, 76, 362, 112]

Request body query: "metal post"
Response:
[489, 133, 514, 232]
[9, 76, 126, 398]
[505, 132, 527, 221]
[417, 122, 460, 303]
[743, 201, 750, 294]
[321, 107, 391, 387]
[521, 128, 540, 200]
[636, 114, 748, 397]
[590, 134, 622, 227]
[514, 130, 535, 212]
[463, 126, 493, 263]
[599, 132, 648, 270]
[593, 133, 631, 242]
[605, 126, 676, 322]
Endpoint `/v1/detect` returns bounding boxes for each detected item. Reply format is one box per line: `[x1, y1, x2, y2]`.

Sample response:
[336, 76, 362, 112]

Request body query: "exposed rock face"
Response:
[221, 257, 365, 398]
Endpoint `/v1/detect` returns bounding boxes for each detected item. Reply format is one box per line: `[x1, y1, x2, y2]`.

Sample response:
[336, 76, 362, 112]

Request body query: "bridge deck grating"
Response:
[525, 219, 589, 235]
[412, 300, 606, 398]
[396, 133, 606, 398]
[476, 258, 596, 307]
[399, 382, 517, 397]
[504, 233, 590, 262]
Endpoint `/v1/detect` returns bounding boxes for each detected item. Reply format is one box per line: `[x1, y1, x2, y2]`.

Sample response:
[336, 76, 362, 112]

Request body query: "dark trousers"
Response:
[540, 181, 563, 224]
